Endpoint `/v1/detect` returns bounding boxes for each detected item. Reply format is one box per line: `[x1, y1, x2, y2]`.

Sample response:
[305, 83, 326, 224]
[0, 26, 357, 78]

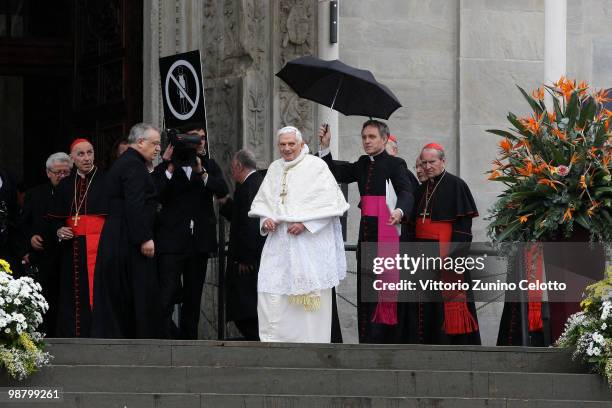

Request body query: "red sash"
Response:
[525, 244, 543, 332]
[361, 195, 399, 325]
[416, 218, 478, 335]
[67, 215, 105, 308]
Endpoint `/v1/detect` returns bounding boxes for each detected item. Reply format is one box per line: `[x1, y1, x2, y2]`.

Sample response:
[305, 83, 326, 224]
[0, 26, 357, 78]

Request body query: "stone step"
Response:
[3, 392, 612, 408]
[3, 365, 611, 401]
[45, 339, 584, 373]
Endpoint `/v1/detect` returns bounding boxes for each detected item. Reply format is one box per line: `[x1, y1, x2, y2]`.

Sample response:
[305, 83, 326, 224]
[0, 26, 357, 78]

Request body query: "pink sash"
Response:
[361, 195, 399, 325]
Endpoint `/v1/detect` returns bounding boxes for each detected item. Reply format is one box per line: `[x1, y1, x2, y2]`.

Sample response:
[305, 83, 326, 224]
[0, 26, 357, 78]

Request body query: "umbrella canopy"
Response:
[276, 56, 402, 120]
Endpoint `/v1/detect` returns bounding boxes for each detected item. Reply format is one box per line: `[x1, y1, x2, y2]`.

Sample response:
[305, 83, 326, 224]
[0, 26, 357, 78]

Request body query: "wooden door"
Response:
[73, 0, 142, 168]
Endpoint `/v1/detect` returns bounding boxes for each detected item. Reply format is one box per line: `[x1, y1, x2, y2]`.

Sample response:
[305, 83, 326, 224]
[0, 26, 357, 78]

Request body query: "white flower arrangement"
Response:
[0, 260, 52, 380]
[556, 267, 612, 384]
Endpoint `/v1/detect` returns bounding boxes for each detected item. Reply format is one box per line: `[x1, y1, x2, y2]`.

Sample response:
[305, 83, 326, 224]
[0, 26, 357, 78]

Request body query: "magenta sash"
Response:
[361, 195, 399, 325]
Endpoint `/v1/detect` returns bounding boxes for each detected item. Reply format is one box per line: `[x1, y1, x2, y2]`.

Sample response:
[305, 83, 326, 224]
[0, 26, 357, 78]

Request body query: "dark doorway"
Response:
[0, 0, 143, 188]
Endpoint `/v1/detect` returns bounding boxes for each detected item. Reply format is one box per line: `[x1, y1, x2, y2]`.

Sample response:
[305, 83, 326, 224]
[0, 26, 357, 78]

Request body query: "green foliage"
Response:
[486, 79, 612, 242]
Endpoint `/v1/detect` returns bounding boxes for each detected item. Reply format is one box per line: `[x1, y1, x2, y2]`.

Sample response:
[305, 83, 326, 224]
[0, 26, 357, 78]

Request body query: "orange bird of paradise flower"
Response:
[579, 174, 587, 189]
[562, 207, 574, 222]
[595, 89, 612, 104]
[538, 178, 560, 190]
[553, 76, 565, 87]
[587, 201, 600, 218]
[552, 127, 566, 141]
[531, 87, 545, 101]
[557, 77, 576, 101]
[520, 114, 541, 134]
[488, 170, 501, 180]
[499, 138, 513, 153]
[570, 153, 579, 165]
[517, 161, 534, 177]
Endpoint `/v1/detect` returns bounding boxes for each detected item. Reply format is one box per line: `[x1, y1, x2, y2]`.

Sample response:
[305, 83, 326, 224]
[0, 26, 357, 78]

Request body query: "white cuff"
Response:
[259, 218, 269, 236]
[165, 170, 173, 180]
[318, 147, 331, 157]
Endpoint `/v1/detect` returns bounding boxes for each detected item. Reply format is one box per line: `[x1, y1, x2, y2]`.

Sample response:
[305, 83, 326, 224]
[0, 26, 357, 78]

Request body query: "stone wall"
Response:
[567, 0, 612, 88]
[339, 0, 460, 244]
[459, 0, 544, 240]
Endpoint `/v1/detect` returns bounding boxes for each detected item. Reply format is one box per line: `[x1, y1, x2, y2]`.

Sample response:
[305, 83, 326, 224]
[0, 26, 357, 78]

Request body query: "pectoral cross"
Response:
[420, 211, 429, 223]
[72, 214, 80, 226]
[280, 169, 289, 204]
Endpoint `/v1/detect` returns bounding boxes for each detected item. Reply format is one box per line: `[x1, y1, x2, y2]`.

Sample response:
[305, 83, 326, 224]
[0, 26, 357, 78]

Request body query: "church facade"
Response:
[1, 0, 611, 343]
[142, 0, 612, 241]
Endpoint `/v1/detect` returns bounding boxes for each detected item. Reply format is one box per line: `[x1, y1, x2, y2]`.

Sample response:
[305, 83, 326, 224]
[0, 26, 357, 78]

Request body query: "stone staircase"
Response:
[1, 339, 611, 407]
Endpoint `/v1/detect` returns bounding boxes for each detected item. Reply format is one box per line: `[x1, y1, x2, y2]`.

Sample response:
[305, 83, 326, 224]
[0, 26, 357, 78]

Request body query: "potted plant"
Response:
[0, 259, 51, 380]
[487, 78, 611, 344]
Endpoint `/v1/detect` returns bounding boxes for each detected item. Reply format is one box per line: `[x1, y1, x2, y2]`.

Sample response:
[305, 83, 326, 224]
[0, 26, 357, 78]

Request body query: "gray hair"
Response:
[233, 149, 257, 170]
[46, 152, 72, 170]
[128, 122, 159, 144]
[421, 146, 445, 160]
[276, 125, 303, 143]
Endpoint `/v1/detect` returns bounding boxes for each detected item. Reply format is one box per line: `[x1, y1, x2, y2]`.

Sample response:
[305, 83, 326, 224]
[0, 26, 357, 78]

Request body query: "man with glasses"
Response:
[152, 123, 229, 339]
[18, 152, 72, 336]
[47, 140, 109, 337]
[411, 143, 480, 345]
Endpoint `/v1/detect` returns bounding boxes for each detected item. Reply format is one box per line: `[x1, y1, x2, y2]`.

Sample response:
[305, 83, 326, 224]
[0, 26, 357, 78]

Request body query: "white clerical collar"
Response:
[76, 166, 95, 179]
[368, 149, 385, 161]
[243, 170, 256, 183]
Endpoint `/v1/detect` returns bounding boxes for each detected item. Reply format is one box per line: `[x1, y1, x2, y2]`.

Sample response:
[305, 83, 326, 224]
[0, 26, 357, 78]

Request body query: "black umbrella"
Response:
[276, 56, 402, 120]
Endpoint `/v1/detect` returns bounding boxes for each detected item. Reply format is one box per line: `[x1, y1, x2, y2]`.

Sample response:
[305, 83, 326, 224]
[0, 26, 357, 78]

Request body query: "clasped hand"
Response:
[263, 218, 305, 235]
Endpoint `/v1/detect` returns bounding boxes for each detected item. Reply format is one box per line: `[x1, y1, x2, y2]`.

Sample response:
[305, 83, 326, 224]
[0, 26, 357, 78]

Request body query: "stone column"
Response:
[544, 0, 566, 105]
[273, 0, 318, 154]
[143, 0, 204, 129]
[317, 0, 339, 156]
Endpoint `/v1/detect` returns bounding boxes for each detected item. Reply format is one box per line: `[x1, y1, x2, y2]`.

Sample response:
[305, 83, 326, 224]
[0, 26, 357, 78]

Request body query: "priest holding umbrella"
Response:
[277, 55, 417, 344]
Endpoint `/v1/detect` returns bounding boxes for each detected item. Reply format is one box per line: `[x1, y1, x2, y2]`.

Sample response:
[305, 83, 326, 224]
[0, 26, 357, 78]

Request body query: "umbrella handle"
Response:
[329, 75, 344, 111]
[326, 75, 344, 125]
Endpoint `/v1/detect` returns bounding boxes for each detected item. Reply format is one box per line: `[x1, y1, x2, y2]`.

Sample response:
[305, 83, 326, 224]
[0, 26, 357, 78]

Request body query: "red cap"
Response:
[423, 142, 444, 152]
[70, 138, 92, 152]
[388, 134, 397, 142]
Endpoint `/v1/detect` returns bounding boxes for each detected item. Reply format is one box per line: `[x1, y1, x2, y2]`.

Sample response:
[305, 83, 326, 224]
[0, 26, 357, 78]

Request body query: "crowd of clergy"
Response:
[0, 118, 522, 346]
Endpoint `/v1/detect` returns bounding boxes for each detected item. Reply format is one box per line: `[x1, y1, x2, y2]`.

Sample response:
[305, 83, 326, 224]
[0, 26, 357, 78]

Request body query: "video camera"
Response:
[163, 128, 202, 167]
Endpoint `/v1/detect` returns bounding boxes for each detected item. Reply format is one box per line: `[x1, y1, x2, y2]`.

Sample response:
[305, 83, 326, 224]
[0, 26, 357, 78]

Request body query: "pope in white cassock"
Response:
[249, 125, 349, 343]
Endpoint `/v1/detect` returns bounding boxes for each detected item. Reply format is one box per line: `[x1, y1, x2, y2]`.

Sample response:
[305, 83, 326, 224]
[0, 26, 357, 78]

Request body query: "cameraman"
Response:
[153, 125, 229, 339]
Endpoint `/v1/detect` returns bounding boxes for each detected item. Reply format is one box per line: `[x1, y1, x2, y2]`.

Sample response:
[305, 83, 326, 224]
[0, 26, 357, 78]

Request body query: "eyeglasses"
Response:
[48, 169, 71, 176]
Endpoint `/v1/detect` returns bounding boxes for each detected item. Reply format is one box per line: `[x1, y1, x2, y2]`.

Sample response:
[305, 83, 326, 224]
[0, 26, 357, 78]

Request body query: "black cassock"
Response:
[19, 182, 61, 336]
[152, 156, 229, 340]
[321, 150, 416, 344]
[47, 169, 108, 337]
[410, 170, 480, 345]
[92, 147, 161, 338]
[219, 171, 265, 340]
